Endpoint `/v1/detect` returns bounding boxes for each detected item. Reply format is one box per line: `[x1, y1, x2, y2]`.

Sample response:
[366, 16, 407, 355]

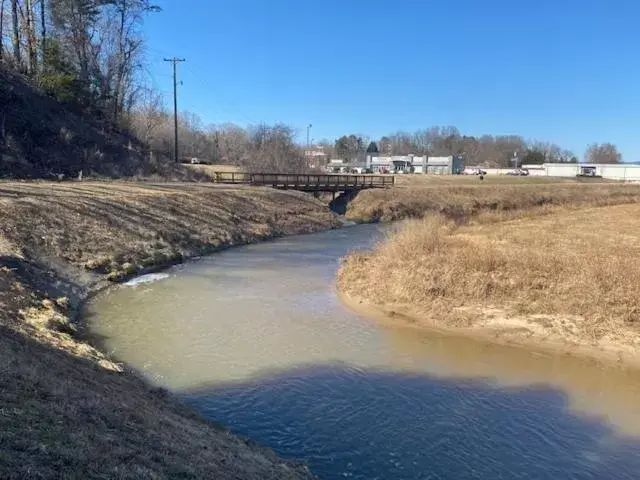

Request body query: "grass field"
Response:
[185, 163, 248, 176]
[393, 173, 590, 186]
[339, 203, 640, 364]
[345, 179, 640, 223]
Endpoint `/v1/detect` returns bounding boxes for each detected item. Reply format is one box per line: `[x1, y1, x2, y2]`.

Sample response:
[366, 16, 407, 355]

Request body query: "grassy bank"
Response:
[345, 180, 640, 223]
[338, 203, 640, 366]
[0, 181, 336, 479]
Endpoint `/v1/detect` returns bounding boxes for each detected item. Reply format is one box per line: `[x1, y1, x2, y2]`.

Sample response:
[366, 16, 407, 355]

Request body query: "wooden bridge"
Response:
[213, 172, 394, 193]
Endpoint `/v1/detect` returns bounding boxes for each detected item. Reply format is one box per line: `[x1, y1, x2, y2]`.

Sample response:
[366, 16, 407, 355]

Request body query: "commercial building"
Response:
[522, 163, 640, 181]
[424, 156, 465, 175]
[365, 154, 464, 175]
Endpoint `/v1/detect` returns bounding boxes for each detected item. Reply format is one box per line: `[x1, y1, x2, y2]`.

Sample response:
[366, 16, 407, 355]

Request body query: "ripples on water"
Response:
[87, 224, 640, 480]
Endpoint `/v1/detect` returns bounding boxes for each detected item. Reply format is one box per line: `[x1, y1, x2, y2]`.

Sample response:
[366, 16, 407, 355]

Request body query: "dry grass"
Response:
[339, 204, 640, 359]
[186, 164, 248, 175]
[0, 181, 340, 281]
[0, 181, 332, 479]
[345, 181, 640, 223]
[393, 174, 588, 186]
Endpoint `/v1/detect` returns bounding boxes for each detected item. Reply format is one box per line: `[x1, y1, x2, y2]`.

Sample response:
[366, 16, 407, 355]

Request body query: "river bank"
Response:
[338, 203, 640, 369]
[0, 181, 339, 479]
[344, 181, 640, 223]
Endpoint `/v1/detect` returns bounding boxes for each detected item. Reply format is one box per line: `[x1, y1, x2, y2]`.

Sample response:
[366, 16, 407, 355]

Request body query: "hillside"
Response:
[0, 67, 199, 180]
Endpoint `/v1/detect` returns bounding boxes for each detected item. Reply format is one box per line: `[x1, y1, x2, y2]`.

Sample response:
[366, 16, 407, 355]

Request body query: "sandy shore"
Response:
[338, 290, 640, 370]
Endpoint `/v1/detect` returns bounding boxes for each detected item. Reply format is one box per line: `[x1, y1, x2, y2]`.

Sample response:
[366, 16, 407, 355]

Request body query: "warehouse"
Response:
[531, 163, 640, 181]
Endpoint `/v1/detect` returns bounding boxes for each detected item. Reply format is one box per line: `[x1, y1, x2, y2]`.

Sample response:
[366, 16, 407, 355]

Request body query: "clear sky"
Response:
[143, 0, 640, 161]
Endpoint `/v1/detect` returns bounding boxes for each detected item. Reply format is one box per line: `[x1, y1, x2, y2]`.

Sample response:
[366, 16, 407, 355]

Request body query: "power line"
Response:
[163, 57, 186, 163]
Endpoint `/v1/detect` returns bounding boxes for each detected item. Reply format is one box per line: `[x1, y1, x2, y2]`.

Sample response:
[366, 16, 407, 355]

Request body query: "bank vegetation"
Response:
[339, 203, 640, 365]
[345, 181, 640, 223]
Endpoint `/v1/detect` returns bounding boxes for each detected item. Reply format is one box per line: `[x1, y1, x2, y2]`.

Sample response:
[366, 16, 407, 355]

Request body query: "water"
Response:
[86, 224, 640, 479]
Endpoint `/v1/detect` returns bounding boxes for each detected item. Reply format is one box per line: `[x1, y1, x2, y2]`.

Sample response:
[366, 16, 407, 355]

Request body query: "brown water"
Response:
[86, 224, 640, 479]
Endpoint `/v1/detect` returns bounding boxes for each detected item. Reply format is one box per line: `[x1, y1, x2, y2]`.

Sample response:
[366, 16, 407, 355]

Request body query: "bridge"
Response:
[213, 172, 394, 194]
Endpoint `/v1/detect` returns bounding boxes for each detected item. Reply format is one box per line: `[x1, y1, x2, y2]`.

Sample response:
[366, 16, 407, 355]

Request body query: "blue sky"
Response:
[143, 0, 640, 161]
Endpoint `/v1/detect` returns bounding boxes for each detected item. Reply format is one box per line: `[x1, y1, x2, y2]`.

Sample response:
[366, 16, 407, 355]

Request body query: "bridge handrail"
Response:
[213, 172, 394, 187]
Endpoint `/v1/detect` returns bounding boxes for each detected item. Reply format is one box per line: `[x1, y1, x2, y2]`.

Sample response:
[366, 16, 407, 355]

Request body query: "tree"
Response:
[246, 123, 306, 172]
[24, 0, 38, 74]
[11, 0, 20, 68]
[522, 149, 546, 165]
[40, 0, 46, 63]
[558, 149, 576, 163]
[366, 141, 379, 153]
[334, 134, 360, 160]
[108, 0, 161, 121]
[378, 136, 392, 154]
[0, 0, 5, 61]
[129, 87, 166, 146]
[585, 143, 622, 164]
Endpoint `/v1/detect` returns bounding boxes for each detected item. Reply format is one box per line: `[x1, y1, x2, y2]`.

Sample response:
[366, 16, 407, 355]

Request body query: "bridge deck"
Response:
[214, 172, 394, 192]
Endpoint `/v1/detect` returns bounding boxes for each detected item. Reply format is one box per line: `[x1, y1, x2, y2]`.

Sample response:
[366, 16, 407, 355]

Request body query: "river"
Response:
[86, 224, 640, 479]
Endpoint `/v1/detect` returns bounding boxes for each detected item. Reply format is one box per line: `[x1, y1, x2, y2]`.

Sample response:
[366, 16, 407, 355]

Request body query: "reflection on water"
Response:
[184, 365, 640, 480]
[86, 224, 640, 479]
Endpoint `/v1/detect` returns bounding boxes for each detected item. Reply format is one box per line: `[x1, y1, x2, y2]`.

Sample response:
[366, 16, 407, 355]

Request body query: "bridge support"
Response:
[329, 189, 360, 215]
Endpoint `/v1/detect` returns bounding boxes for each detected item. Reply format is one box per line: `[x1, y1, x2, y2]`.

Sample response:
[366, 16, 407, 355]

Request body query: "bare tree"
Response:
[40, 0, 46, 64]
[585, 143, 622, 164]
[11, 0, 20, 68]
[108, 0, 159, 121]
[129, 87, 165, 146]
[24, 0, 37, 74]
[0, 0, 5, 61]
[246, 123, 306, 172]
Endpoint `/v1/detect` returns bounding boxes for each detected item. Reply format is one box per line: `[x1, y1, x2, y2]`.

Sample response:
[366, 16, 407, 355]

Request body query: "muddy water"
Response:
[86, 224, 640, 479]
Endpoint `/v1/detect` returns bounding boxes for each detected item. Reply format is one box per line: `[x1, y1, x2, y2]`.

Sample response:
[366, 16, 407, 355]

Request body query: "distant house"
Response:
[304, 146, 330, 169]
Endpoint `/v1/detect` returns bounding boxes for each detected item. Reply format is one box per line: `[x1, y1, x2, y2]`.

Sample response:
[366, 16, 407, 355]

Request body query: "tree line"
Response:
[130, 95, 308, 172]
[1, 0, 161, 124]
[330, 127, 622, 167]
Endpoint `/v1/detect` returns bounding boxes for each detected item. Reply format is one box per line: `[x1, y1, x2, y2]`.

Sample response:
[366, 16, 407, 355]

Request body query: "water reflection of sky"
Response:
[184, 364, 640, 480]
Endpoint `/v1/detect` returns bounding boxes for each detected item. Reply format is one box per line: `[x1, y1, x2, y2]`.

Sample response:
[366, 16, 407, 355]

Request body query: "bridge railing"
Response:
[214, 172, 252, 183]
[213, 172, 394, 188]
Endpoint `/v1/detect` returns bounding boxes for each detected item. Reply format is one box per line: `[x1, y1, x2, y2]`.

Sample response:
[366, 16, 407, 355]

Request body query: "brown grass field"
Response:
[392, 173, 591, 186]
[185, 163, 248, 175]
[345, 179, 640, 223]
[339, 203, 640, 365]
[0, 181, 331, 479]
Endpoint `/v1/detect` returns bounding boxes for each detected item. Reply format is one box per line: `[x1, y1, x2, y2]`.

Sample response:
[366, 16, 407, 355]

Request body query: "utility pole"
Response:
[306, 124, 312, 152]
[164, 57, 186, 163]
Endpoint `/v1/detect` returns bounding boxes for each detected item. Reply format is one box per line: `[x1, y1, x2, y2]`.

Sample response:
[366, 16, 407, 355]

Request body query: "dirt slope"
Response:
[0, 67, 200, 180]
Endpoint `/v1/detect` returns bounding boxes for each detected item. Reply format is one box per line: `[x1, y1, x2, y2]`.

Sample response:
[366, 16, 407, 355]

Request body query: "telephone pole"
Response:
[164, 57, 186, 163]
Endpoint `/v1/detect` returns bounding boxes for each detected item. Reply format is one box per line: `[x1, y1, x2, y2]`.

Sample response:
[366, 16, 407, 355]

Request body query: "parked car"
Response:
[507, 169, 529, 176]
[463, 168, 487, 175]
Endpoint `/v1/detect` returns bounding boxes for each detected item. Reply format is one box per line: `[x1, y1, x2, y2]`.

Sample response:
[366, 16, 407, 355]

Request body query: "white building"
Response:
[526, 163, 640, 181]
[365, 155, 464, 174]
